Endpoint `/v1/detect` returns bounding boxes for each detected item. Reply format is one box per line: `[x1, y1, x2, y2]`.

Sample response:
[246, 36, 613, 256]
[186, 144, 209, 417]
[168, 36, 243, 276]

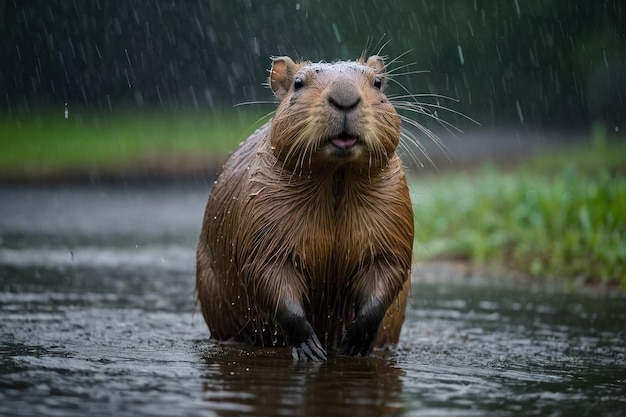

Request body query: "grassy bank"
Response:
[412, 132, 626, 287]
[0, 109, 268, 178]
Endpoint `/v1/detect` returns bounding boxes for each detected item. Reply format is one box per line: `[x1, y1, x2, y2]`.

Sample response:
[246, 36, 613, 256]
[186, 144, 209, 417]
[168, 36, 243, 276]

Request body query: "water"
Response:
[1, 186, 624, 417]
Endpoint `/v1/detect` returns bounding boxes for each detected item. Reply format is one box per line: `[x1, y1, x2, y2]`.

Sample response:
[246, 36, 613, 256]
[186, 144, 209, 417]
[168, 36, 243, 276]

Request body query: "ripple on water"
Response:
[395, 282, 626, 416]
[1, 187, 625, 417]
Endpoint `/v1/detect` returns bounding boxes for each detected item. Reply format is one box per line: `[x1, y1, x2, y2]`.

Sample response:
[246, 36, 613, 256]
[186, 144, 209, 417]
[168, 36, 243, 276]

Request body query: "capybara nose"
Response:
[327, 76, 361, 112]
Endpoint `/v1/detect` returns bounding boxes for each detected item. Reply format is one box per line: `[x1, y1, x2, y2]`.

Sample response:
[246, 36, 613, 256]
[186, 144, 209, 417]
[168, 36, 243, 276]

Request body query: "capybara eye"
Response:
[373, 76, 382, 90]
[294, 77, 304, 90]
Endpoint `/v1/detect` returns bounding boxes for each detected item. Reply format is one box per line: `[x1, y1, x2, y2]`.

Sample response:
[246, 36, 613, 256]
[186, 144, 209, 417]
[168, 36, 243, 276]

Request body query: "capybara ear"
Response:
[366, 55, 386, 90]
[365, 55, 385, 74]
[270, 56, 299, 100]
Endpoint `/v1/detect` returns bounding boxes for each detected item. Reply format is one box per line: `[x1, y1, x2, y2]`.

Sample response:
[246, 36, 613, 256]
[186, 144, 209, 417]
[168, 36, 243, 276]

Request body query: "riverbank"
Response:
[0, 109, 268, 184]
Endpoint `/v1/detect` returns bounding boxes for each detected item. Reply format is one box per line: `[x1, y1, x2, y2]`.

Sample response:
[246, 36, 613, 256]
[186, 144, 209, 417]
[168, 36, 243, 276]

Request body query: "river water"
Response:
[0, 185, 624, 417]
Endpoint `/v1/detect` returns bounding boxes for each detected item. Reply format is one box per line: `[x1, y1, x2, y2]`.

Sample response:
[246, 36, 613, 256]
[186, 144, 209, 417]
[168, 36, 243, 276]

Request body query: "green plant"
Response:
[412, 141, 626, 287]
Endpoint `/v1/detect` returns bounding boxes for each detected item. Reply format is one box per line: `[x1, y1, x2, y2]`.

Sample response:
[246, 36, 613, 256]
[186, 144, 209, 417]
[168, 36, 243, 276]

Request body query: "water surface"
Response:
[0, 186, 624, 417]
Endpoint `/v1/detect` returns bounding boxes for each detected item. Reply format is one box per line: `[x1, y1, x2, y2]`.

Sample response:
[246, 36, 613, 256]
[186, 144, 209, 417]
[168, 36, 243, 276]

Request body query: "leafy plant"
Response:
[413, 137, 626, 287]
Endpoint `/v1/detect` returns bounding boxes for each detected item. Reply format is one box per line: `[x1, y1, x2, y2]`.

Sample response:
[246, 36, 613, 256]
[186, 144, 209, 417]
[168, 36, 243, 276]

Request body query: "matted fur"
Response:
[196, 55, 414, 357]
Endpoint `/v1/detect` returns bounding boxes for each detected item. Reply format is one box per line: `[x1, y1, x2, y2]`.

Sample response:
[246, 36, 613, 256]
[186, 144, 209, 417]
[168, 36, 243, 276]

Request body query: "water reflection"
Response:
[199, 345, 405, 417]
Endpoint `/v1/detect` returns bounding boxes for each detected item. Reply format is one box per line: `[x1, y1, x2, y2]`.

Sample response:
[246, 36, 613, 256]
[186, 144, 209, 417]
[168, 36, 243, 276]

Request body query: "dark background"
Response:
[2, 0, 624, 130]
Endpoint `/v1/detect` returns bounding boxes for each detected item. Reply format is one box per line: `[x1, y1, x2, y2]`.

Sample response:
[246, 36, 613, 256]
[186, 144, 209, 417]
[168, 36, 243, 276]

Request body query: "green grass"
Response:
[412, 131, 626, 287]
[0, 109, 268, 176]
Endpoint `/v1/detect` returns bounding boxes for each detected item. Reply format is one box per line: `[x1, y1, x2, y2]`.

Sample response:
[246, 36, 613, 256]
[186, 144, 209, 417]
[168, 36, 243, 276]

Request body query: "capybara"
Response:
[196, 55, 413, 360]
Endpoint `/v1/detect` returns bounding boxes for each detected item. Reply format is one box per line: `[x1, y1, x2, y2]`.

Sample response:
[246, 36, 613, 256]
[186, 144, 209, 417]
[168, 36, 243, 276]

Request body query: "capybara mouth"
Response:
[329, 132, 359, 149]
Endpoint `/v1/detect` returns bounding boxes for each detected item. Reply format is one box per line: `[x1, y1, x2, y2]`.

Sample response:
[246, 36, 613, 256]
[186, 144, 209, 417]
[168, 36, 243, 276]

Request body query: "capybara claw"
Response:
[291, 337, 327, 361]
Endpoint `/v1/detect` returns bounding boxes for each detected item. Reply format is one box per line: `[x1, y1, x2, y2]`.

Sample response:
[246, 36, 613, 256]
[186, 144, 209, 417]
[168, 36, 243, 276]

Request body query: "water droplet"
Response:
[515, 100, 524, 124]
[513, 0, 521, 17]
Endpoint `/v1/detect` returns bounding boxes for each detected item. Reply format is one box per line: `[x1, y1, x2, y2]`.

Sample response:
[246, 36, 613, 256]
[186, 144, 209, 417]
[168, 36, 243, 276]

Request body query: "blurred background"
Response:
[2, 0, 624, 127]
[1, 0, 624, 180]
[1, 0, 624, 283]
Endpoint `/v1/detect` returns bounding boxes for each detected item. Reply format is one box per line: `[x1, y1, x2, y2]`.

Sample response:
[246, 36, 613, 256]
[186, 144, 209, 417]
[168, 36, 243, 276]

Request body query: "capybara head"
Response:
[268, 56, 401, 173]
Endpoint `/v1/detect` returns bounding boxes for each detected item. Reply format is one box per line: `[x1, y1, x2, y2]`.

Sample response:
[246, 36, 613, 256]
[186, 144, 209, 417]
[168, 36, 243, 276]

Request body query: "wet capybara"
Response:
[196, 55, 413, 360]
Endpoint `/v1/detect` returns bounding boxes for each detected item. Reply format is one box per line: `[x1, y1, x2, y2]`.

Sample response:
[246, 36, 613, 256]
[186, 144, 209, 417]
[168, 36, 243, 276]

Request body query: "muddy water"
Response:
[0, 186, 624, 417]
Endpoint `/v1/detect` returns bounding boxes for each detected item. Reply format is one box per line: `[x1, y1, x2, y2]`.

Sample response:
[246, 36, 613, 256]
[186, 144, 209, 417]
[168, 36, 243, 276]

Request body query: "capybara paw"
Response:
[341, 299, 385, 357]
[340, 329, 374, 357]
[290, 335, 327, 361]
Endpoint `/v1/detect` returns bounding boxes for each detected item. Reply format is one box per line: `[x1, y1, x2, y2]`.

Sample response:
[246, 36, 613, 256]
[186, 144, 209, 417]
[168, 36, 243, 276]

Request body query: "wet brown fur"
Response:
[196, 56, 414, 356]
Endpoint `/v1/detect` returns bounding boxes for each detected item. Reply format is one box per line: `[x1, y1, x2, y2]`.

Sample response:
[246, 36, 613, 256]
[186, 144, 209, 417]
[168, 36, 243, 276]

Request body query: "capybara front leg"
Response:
[276, 300, 327, 361]
[341, 298, 387, 357]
